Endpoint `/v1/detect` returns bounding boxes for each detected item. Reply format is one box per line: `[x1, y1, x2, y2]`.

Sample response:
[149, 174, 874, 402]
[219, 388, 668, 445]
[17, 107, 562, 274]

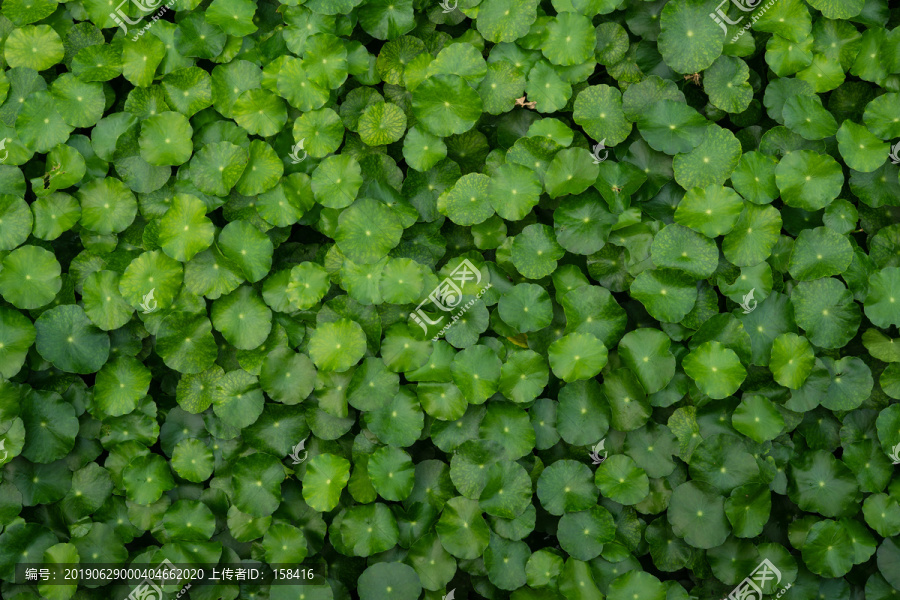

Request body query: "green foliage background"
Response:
[0, 0, 899, 598]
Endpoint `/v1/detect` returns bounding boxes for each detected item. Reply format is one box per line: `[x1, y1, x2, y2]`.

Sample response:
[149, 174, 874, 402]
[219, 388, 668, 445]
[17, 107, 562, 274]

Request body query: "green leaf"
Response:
[308, 318, 367, 372]
[158, 193, 215, 262]
[782, 94, 838, 140]
[0, 306, 35, 378]
[476, 0, 540, 43]
[732, 395, 785, 443]
[650, 223, 718, 278]
[682, 341, 747, 399]
[511, 224, 565, 279]
[572, 85, 632, 148]
[211, 286, 272, 350]
[723, 203, 783, 267]
[536, 459, 598, 516]
[411, 75, 482, 137]
[541, 12, 594, 66]
[865, 267, 900, 329]
[0, 245, 61, 309]
[336, 197, 404, 265]
[438, 173, 494, 226]
[769, 333, 815, 389]
[668, 481, 730, 549]
[34, 305, 110, 374]
[95, 357, 151, 417]
[630, 268, 697, 323]
[358, 562, 421, 600]
[548, 332, 608, 383]
[836, 120, 889, 173]
[4, 25, 64, 71]
[436, 496, 491, 559]
[805, 0, 863, 19]
[775, 150, 844, 211]
[673, 124, 742, 190]
[189, 141, 248, 197]
[636, 100, 708, 155]
[788, 450, 860, 518]
[358, 102, 407, 146]
[617, 328, 676, 394]
[703, 56, 752, 114]
[658, 0, 723, 74]
[792, 277, 860, 349]
[123, 454, 175, 505]
[594, 456, 650, 506]
[499, 283, 553, 334]
[674, 184, 744, 237]
[557, 506, 615, 560]
[608, 572, 666, 600]
[232, 452, 286, 517]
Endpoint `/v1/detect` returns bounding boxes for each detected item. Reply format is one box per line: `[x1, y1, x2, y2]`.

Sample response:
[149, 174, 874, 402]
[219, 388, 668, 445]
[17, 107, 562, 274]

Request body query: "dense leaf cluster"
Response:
[0, 0, 899, 599]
